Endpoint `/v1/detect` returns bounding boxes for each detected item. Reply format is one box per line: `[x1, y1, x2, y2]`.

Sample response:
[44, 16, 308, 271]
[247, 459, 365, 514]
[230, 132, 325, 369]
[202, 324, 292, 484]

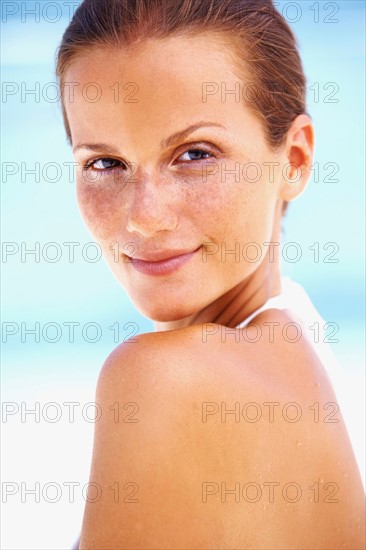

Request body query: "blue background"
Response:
[1, 1, 365, 548]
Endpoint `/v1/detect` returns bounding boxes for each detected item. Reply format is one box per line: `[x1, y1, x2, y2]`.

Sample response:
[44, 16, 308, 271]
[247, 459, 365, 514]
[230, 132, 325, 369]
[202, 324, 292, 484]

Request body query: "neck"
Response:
[154, 201, 284, 332]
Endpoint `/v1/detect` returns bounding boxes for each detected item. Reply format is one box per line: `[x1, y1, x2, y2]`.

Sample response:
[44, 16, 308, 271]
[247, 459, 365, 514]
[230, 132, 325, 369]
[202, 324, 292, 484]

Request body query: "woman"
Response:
[56, 0, 365, 548]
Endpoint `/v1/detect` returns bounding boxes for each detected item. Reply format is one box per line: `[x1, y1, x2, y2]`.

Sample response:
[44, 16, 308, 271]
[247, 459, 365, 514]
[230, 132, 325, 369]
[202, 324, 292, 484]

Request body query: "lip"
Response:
[124, 245, 202, 276]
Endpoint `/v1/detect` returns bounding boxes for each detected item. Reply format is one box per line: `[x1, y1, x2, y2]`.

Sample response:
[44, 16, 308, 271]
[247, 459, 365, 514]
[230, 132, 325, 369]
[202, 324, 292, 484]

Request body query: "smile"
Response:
[124, 246, 202, 276]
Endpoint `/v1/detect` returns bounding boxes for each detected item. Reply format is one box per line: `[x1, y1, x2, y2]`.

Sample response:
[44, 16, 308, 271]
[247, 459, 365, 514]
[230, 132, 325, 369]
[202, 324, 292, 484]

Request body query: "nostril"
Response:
[124, 173, 180, 233]
[126, 200, 178, 236]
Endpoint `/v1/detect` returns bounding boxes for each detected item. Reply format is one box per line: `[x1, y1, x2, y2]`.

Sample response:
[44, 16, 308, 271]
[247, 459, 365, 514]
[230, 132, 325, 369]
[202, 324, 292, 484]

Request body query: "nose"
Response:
[126, 174, 178, 237]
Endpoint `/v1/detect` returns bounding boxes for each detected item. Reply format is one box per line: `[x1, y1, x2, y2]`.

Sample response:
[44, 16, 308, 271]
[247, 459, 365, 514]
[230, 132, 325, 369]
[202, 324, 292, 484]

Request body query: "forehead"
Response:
[64, 32, 244, 89]
[63, 33, 261, 148]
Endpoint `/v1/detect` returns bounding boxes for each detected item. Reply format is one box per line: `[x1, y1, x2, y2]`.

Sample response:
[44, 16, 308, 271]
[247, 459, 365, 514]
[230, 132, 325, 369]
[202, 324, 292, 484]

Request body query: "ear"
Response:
[279, 114, 315, 203]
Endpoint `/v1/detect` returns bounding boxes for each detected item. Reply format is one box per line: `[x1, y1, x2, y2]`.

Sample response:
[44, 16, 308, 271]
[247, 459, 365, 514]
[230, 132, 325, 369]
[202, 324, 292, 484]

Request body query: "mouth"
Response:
[123, 245, 202, 276]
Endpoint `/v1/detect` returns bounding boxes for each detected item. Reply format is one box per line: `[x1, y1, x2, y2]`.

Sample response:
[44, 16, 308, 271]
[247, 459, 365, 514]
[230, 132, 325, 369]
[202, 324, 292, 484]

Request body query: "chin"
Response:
[132, 296, 198, 323]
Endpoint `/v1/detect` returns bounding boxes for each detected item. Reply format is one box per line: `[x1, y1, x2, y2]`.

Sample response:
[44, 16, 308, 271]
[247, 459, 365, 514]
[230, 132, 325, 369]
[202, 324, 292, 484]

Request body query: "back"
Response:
[78, 308, 365, 549]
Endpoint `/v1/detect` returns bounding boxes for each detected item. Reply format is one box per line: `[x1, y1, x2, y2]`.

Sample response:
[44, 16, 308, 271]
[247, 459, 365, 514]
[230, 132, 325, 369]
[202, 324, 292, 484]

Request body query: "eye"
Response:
[175, 148, 214, 163]
[84, 157, 126, 171]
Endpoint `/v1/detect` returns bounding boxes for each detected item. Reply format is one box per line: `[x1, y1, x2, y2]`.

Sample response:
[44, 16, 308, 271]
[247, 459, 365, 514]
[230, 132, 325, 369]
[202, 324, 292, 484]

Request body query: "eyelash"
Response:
[82, 146, 216, 173]
[83, 158, 126, 172]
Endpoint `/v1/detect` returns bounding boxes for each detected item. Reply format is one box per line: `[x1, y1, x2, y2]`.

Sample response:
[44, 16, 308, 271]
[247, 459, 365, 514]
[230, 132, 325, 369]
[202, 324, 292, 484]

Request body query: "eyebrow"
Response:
[160, 121, 226, 149]
[72, 142, 121, 155]
[72, 122, 226, 154]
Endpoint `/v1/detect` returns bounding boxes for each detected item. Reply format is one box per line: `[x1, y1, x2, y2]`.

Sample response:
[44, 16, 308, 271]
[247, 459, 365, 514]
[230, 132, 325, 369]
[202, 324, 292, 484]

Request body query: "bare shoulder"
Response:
[97, 308, 328, 400]
[97, 308, 347, 423]
[80, 313, 365, 550]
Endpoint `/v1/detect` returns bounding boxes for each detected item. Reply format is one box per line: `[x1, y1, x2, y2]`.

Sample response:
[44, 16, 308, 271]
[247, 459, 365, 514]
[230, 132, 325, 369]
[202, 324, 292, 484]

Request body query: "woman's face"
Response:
[65, 33, 288, 322]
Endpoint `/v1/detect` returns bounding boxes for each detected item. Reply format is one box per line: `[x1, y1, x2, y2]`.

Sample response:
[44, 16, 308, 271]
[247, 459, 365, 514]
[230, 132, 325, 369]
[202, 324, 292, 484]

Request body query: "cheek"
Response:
[76, 177, 125, 242]
[75, 164, 276, 249]
[192, 170, 272, 244]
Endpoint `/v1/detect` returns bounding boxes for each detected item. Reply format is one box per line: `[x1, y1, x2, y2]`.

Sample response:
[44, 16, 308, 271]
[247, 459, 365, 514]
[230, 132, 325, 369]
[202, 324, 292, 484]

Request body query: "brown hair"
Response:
[56, 0, 309, 214]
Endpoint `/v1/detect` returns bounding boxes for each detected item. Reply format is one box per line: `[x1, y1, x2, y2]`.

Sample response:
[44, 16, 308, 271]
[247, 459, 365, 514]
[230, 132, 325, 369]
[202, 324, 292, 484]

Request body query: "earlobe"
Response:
[280, 114, 315, 203]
